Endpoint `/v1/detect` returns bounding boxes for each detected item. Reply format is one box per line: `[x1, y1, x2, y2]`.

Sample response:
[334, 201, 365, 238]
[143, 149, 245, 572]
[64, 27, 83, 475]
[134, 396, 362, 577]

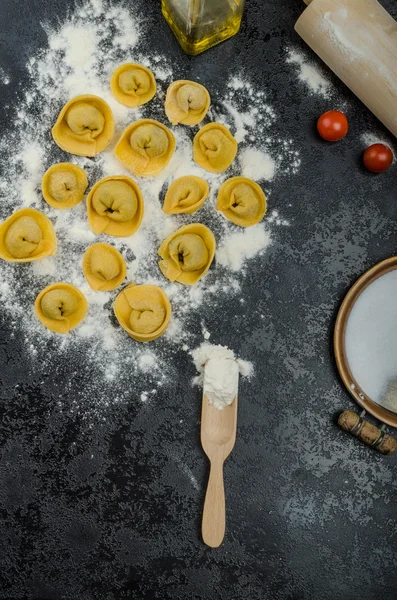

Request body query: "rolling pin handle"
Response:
[338, 410, 397, 455]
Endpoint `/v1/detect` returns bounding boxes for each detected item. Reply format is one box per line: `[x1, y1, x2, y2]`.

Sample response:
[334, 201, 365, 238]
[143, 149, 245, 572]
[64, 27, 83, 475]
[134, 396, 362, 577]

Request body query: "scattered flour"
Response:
[286, 49, 332, 98]
[0, 66, 10, 85]
[216, 224, 272, 272]
[0, 0, 297, 415]
[239, 148, 276, 182]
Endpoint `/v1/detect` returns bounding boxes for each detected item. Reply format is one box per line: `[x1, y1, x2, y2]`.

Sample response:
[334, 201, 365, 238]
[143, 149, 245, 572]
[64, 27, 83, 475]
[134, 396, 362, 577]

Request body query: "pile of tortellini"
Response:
[0, 64, 267, 342]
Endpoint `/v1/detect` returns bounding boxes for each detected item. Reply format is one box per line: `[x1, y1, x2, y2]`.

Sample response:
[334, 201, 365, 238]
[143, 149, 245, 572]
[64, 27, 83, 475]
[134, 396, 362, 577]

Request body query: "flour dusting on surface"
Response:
[0, 0, 297, 415]
[286, 48, 332, 98]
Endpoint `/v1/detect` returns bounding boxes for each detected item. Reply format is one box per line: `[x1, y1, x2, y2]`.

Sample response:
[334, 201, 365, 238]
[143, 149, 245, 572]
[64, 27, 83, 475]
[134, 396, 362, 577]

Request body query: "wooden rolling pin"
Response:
[295, 0, 397, 137]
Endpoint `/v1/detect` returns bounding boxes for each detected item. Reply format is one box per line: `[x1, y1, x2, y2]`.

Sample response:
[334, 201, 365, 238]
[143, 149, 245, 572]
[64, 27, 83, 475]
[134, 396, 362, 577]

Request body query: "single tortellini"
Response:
[87, 176, 144, 237]
[110, 63, 156, 108]
[162, 176, 209, 215]
[0, 208, 57, 262]
[82, 243, 126, 291]
[165, 80, 210, 126]
[158, 223, 216, 285]
[52, 95, 115, 157]
[193, 123, 237, 173]
[35, 282, 88, 334]
[115, 119, 176, 177]
[114, 283, 171, 342]
[42, 163, 88, 209]
[217, 177, 267, 227]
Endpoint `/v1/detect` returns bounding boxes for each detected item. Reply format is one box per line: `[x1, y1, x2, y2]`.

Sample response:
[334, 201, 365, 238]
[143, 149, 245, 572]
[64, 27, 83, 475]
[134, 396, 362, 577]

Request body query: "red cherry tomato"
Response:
[317, 110, 349, 142]
[363, 143, 393, 173]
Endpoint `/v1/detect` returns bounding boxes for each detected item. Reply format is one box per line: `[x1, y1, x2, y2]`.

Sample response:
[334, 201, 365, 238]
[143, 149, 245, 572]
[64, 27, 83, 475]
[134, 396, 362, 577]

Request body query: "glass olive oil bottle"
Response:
[162, 0, 246, 55]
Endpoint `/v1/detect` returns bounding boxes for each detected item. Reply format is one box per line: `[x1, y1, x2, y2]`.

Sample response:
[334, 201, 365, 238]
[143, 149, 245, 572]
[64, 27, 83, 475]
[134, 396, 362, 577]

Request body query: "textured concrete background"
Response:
[1, 0, 397, 598]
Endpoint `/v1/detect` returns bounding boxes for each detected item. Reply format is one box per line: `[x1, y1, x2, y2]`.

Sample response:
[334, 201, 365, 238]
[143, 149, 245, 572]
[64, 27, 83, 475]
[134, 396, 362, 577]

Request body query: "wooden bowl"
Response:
[334, 256, 397, 428]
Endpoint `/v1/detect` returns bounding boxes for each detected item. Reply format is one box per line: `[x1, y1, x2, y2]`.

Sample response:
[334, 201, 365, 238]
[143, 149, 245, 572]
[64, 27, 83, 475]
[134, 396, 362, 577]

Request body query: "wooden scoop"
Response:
[201, 363, 238, 548]
[295, 0, 397, 138]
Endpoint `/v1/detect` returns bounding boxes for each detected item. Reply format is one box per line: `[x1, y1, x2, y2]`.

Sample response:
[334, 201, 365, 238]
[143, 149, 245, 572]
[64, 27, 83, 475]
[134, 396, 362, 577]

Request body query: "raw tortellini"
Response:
[158, 223, 216, 285]
[52, 95, 115, 157]
[162, 176, 209, 215]
[83, 243, 126, 291]
[217, 177, 267, 227]
[110, 63, 156, 108]
[0, 208, 57, 262]
[193, 123, 237, 173]
[165, 80, 210, 126]
[114, 283, 171, 342]
[115, 119, 176, 177]
[35, 282, 88, 334]
[42, 163, 88, 209]
[87, 176, 144, 237]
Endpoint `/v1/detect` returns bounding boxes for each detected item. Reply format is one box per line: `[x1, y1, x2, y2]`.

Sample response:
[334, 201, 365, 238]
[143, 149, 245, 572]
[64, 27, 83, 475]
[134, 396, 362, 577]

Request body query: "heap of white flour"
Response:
[192, 344, 253, 410]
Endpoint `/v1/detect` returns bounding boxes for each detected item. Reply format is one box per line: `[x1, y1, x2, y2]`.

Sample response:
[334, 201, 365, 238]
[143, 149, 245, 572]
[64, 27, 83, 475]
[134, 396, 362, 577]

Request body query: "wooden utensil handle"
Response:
[202, 457, 225, 548]
[338, 410, 397, 455]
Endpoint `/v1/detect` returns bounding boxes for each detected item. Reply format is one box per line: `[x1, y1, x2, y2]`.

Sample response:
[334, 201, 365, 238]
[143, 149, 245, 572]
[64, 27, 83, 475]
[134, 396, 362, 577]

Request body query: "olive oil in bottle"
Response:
[162, 0, 246, 55]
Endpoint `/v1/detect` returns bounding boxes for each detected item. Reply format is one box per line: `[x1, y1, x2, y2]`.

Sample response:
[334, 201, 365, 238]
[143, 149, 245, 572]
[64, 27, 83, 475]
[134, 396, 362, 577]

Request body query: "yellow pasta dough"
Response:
[193, 122, 237, 173]
[217, 177, 267, 227]
[87, 176, 144, 237]
[162, 176, 209, 215]
[52, 95, 115, 157]
[0, 208, 57, 262]
[114, 283, 171, 342]
[82, 243, 126, 291]
[158, 223, 216, 285]
[114, 119, 176, 177]
[42, 163, 88, 209]
[35, 282, 88, 334]
[165, 80, 210, 126]
[110, 63, 156, 108]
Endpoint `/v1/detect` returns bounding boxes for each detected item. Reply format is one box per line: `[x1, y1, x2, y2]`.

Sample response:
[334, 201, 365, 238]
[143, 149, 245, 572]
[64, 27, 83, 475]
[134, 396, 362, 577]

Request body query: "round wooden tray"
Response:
[334, 256, 397, 429]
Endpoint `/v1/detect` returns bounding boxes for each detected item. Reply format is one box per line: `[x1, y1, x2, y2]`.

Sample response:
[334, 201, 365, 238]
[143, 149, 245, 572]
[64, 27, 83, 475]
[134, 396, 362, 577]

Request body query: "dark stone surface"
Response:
[1, 0, 397, 599]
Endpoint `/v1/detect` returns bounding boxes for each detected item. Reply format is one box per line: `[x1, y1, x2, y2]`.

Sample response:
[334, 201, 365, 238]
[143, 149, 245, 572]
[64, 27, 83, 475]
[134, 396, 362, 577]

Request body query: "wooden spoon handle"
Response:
[202, 457, 225, 548]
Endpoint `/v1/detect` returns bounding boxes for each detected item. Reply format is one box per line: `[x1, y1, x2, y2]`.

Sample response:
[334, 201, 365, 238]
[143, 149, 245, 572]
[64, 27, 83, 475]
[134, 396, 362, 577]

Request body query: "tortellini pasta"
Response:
[110, 63, 156, 108]
[52, 95, 115, 157]
[87, 176, 144, 237]
[82, 243, 126, 291]
[165, 80, 210, 126]
[162, 176, 209, 215]
[114, 283, 171, 342]
[115, 119, 176, 177]
[42, 163, 88, 209]
[35, 282, 88, 334]
[0, 208, 57, 262]
[193, 122, 237, 173]
[158, 223, 216, 285]
[217, 177, 267, 227]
